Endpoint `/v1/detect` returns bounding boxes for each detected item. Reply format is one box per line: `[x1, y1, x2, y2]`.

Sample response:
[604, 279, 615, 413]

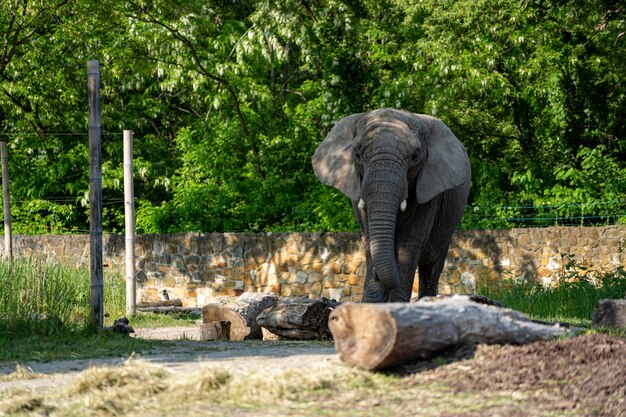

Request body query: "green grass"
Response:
[0, 259, 181, 362]
[1, 257, 625, 363]
[477, 266, 626, 327]
[0, 258, 128, 337]
[131, 311, 200, 328]
[0, 331, 171, 362]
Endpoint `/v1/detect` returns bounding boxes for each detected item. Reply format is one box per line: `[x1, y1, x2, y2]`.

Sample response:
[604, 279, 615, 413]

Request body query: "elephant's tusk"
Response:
[400, 200, 407, 212]
[358, 198, 366, 210]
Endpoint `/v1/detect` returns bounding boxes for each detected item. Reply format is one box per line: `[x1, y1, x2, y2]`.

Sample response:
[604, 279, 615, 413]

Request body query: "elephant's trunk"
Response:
[369, 215, 400, 290]
[362, 161, 406, 291]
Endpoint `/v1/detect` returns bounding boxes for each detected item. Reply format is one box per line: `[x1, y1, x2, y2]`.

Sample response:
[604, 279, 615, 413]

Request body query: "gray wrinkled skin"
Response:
[312, 109, 471, 302]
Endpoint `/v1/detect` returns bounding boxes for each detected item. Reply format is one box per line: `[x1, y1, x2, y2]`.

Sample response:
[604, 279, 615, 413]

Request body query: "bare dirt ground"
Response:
[0, 327, 337, 391]
[1, 328, 625, 416]
[407, 333, 626, 417]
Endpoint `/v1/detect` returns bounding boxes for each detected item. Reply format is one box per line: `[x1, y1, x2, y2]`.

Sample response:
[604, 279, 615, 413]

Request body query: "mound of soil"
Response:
[413, 334, 626, 417]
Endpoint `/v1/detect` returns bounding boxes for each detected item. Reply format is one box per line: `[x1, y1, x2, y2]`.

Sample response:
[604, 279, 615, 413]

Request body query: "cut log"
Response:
[136, 299, 198, 314]
[136, 306, 200, 314]
[198, 321, 231, 341]
[592, 299, 626, 329]
[328, 295, 574, 371]
[418, 293, 506, 307]
[261, 327, 282, 341]
[137, 299, 183, 308]
[256, 298, 334, 340]
[201, 303, 246, 340]
[201, 292, 279, 340]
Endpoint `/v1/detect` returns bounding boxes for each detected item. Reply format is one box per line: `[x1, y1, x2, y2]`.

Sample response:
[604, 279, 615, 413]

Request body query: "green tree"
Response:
[0, 0, 623, 233]
[395, 0, 625, 226]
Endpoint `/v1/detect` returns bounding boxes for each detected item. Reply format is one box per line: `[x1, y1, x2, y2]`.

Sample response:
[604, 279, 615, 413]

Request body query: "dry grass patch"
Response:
[0, 365, 47, 382]
[0, 358, 398, 416]
[0, 356, 576, 417]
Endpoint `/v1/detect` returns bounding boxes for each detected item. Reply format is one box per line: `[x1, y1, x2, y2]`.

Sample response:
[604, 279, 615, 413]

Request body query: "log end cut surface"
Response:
[328, 303, 396, 370]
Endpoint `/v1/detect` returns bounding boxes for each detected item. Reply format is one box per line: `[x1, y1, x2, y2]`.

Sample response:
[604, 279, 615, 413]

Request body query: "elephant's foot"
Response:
[387, 288, 412, 302]
[417, 287, 439, 299]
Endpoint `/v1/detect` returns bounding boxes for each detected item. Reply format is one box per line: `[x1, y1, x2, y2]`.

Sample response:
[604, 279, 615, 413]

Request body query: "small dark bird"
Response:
[162, 289, 170, 300]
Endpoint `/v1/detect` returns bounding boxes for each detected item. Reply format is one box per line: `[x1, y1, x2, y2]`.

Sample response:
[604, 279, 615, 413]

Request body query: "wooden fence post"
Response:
[87, 60, 103, 328]
[124, 130, 136, 316]
[0, 141, 11, 261]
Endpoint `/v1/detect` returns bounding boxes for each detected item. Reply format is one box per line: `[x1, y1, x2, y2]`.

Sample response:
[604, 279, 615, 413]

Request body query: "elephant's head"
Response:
[311, 109, 470, 290]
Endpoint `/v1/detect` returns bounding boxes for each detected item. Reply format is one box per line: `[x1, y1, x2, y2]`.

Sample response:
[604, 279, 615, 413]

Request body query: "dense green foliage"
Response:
[0, 0, 624, 233]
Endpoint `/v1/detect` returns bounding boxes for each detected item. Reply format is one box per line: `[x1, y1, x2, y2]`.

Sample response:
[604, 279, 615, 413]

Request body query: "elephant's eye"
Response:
[353, 150, 362, 162]
[411, 150, 420, 162]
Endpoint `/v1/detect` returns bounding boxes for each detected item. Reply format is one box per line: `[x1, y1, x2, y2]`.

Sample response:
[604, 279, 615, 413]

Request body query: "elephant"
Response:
[311, 109, 471, 302]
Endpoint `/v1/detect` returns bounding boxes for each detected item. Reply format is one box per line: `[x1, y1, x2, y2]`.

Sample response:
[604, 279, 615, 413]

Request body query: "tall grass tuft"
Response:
[0, 259, 126, 337]
[477, 266, 626, 324]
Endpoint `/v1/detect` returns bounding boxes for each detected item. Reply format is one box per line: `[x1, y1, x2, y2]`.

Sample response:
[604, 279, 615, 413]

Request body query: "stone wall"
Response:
[4, 226, 625, 306]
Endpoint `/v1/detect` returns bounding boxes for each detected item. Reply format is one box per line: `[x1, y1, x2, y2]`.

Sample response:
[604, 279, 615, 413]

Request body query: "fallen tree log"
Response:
[328, 295, 574, 371]
[136, 306, 200, 314]
[201, 292, 278, 340]
[417, 293, 506, 307]
[136, 299, 199, 314]
[198, 321, 231, 340]
[137, 299, 183, 308]
[592, 298, 626, 329]
[256, 297, 335, 340]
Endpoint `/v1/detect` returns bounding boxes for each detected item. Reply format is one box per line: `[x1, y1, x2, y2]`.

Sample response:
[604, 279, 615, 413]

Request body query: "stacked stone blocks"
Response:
[3, 226, 625, 306]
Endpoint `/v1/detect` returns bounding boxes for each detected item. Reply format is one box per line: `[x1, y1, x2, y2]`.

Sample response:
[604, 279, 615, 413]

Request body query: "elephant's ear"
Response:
[311, 113, 365, 201]
[415, 117, 471, 204]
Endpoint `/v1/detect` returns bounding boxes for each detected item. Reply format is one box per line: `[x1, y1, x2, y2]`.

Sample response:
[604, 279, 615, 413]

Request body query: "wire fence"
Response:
[288, 199, 626, 231]
[0, 132, 624, 233]
[0, 130, 133, 235]
[461, 199, 626, 229]
[2, 196, 625, 235]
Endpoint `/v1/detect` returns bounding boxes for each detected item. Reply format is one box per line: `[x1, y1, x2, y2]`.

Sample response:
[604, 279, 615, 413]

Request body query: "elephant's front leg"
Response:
[387, 238, 422, 302]
[416, 255, 446, 298]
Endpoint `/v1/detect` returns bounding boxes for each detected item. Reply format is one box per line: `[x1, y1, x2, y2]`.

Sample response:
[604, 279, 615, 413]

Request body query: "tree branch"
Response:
[299, 0, 317, 22]
[128, 5, 267, 179]
[1, 0, 71, 75]
[131, 9, 250, 137]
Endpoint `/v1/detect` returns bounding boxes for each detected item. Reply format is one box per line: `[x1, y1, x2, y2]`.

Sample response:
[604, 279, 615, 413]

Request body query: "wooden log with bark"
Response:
[328, 295, 574, 371]
[417, 293, 506, 307]
[137, 299, 183, 308]
[135, 299, 202, 314]
[136, 306, 201, 314]
[256, 297, 337, 340]
[201, 292, 279, 340]
[592, 298, 626, 329]
[198, 321, 231, 340]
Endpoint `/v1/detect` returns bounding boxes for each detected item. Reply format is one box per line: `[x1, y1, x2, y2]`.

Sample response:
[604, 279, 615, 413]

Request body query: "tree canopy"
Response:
[0, 0, 624, 234]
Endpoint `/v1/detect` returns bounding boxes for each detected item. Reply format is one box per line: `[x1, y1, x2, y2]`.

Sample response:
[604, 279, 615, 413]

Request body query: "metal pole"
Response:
[123, 130, 136, 316]
[87, 60, 103, 328]
[0, 141, 11, 261]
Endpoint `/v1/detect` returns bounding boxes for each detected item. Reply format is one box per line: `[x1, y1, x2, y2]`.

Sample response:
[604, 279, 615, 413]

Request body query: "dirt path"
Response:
[1, 328, 625, 416]
[0, 327, 337, 392]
